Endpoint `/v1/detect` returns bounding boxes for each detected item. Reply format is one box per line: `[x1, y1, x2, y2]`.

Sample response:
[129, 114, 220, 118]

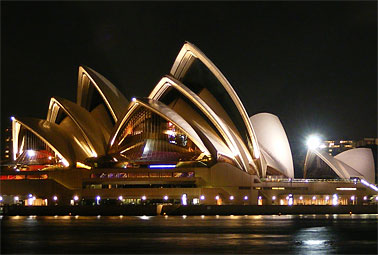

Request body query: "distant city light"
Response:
[244, 196, 248, 200]
[299, 196, 303, 200]
[0, 196, 3, 201]
[118, 196, 123, 201]
[258, 196, 262, 200]
[350, 195, 355, 201]
[131, 97, 136, 102]
[325, 196, 329, 201]
[96, 196, 101, 200]
[14, 196, 19, 201]
[200, 195, 205, 200]
[375, 197, 378, 201]
[272, 196, 276, 200]
[11, 116, 15, 121]
[312, 196, 316, 200]
[163, 195, 169, 201]
[306, 135, 321, 149]
[141, 195, 147, 201]
[363, 196, 368, 200]
[215, 195, 220, 200]
[73, 195, 79, 201]
[28, 194, 33, 198]
[53, 196, 58, 201]
[230, 196, 234, 200]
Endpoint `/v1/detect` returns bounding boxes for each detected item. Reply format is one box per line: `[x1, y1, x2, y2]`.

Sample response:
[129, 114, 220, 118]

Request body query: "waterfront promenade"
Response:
[2, 204, 377, 216]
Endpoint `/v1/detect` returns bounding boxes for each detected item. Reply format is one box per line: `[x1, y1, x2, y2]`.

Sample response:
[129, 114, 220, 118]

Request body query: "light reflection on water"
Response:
[1, 214, 377, 254]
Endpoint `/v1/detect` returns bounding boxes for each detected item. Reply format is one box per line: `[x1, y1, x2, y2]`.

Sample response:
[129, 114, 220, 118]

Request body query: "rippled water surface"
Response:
[1, 214, 377, 254]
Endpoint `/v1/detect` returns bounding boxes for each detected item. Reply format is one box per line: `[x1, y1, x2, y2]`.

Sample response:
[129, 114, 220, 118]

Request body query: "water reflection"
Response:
[1, 214, 377, 254]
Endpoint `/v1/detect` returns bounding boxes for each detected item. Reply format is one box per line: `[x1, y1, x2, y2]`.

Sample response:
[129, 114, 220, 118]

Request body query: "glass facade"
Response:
[14, 128, 64, 170]
[113, 107, 205, 164]
[305, 155, 339, 179]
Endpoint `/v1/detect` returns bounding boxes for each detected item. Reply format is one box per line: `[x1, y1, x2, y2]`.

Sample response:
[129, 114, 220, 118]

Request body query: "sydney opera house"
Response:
[1, 42, 377, 206]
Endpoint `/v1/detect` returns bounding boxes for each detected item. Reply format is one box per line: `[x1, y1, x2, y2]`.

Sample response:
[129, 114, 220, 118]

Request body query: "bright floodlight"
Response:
[306, 135, 321, 149]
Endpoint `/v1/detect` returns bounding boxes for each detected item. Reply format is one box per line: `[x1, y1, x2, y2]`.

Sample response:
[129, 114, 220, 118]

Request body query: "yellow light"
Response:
[76, 162, 91, 170]
[336, 187, 356, 191]
[272, 187, 285, 190]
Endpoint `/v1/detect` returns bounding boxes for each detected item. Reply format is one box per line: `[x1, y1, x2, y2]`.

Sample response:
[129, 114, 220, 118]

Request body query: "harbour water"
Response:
[1, 214, 377, 254]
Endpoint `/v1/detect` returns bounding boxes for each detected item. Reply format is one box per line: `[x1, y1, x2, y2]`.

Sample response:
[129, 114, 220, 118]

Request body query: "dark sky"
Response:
[2, 2, 377, 172]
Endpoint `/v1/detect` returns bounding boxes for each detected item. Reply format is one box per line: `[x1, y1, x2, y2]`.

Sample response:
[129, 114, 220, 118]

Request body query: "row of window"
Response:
[84, 183, 197, 189]
[90, 172, 195, 179]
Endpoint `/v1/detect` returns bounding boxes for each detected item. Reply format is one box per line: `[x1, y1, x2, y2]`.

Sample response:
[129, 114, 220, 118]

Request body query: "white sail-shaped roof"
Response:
[170, 42, 262, 173]
[148, 75, 253, 173]
[77, 66, 129, 123]
[12, 117, 76, 166]
[305, 148, 366, 180]
[335, 148, 375, 184]
[47, 97, 107, 157]
[250, 113, 294, 178]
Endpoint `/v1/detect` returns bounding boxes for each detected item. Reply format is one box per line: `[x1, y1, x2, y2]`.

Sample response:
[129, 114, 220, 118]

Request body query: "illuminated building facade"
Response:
[1, 42, 377, 206]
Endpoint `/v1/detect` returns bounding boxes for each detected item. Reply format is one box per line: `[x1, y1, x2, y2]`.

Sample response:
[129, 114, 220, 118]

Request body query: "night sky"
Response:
[2, 2, 377, 175]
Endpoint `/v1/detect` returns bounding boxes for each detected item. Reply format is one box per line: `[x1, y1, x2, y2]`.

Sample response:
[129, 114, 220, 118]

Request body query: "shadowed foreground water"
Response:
[1, 214, 377, 254]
